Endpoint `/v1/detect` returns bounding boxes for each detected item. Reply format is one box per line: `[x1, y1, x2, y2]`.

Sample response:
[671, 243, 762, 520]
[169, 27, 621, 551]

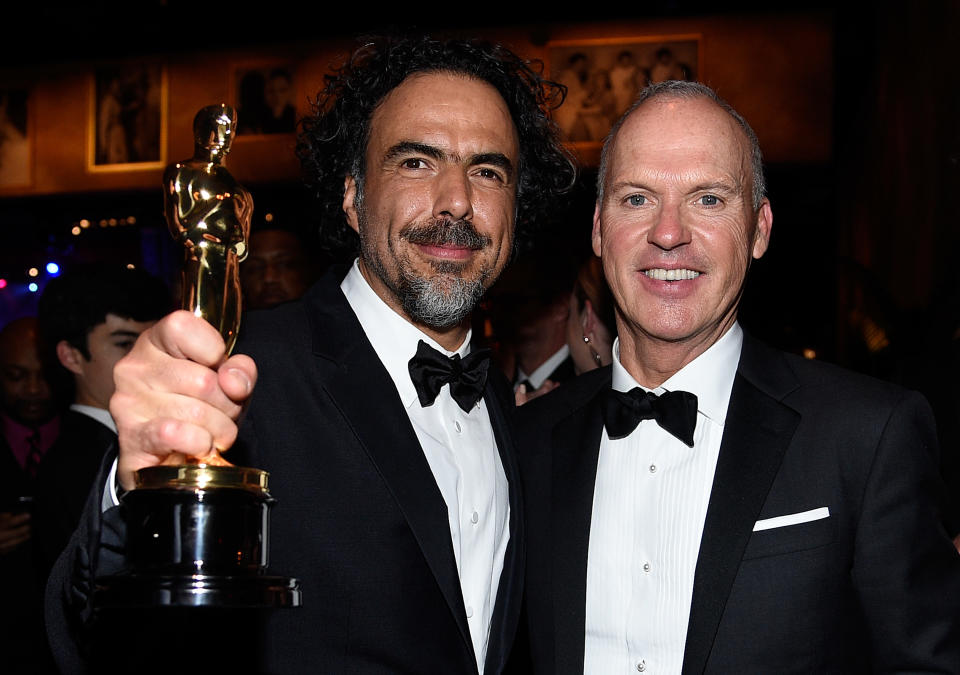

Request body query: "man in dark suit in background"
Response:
[0, 317, 59, 674]
[517, 81, 960, 673]
[33, 264, 169, 577]
[47, 36, 575, 674]
[0, 318, 59, 561]
[490, 247, 578, 400]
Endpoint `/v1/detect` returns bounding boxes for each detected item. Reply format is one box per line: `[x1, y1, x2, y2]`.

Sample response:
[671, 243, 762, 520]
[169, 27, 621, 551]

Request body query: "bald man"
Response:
[516, 81, 960, 674]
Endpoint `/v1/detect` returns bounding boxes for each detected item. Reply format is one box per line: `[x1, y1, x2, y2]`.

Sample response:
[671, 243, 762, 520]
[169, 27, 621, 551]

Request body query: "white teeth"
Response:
[644, 268, 700, 281]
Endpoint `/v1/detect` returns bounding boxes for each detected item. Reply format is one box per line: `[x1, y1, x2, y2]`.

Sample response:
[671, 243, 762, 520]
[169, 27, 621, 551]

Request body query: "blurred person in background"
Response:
[33, 264, 170, 577]
[515, 257, 616, 405]
[566, 256, 616, 376]
[0, 316, 59, 674]
[240, 226, 319, 310]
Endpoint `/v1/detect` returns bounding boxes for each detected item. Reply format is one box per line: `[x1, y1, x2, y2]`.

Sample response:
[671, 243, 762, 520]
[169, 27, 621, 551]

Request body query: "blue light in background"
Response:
[28, 283, 38, 293]
[46, 262, 60, 275]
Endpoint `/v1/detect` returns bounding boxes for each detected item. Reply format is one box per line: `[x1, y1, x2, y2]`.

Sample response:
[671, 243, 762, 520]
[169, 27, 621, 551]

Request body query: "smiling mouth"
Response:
[643, 268, 701, 281]
[418, 244, 476, 260]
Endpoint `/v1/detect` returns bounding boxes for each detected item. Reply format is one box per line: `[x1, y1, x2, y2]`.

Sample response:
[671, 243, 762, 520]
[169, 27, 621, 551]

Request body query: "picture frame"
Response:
[231, 63, 298, 137]
[87, 63, 167, 172]
[547, 35, 701, 148]
[0, 87, 32, 189]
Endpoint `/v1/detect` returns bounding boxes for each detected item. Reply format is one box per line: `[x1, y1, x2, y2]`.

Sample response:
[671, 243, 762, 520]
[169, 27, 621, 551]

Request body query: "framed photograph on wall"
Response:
[0, 88, 31, 189]
[232, 63, 298, 136]
[548, 35, 701, 147]
[87, 63, 167, 172]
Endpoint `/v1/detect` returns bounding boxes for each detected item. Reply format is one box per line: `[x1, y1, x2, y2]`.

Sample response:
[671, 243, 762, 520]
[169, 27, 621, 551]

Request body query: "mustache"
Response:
[401, 219, 491, 250]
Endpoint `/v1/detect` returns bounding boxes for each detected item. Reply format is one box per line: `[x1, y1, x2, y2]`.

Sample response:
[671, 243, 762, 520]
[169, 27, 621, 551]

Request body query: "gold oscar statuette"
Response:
[95, 105, 300, 608]
[151, 103, 252, 474]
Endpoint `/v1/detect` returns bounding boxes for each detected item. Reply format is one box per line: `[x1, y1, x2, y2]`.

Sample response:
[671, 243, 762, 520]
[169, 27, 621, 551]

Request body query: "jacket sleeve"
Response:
[852, 390, 960, 671]
[44, 446, 126, 675]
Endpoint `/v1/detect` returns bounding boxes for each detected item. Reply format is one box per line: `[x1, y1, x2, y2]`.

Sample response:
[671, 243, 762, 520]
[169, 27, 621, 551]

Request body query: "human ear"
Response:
[591, 203, 603, 257]
[56, 340, 85, 376]
[752, 199, 773, 259]
[343, 175, 360, 234]
[582, 299, 598, 337]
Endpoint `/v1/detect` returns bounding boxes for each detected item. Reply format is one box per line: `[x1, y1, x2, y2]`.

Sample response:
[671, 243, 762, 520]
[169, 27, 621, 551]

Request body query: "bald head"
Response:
[0, 317, 56, 426]
[598, 81, 766, 211]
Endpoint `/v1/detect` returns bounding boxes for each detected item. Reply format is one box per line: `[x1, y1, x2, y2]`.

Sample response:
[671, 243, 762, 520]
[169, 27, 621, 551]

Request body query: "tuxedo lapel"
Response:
[551, 371, 609, 674]
[483, 375, 523, 674]
[304, 277, 474, 662]
[681, 337, 801, 675]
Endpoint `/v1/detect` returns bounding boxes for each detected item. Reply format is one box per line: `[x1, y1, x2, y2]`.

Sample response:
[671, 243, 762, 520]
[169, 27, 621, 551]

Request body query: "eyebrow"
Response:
[690, 180, 740, 195]
[607, 180, 653, 196]
[109, 330, 141, 339]
[384, 142, 515, 181]
[471, 152, 515, 180]
[606, 179, 742, 197]
[384, 141, 445, 163]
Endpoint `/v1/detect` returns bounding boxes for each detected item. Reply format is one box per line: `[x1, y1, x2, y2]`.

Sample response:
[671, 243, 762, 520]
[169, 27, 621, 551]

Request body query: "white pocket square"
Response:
[753, 507, 830, 532]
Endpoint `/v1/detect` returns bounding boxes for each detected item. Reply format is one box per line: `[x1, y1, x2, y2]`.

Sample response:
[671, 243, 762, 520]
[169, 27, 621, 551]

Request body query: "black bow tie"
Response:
[408, 340, 491, 413]
[603, 388, 699, 446]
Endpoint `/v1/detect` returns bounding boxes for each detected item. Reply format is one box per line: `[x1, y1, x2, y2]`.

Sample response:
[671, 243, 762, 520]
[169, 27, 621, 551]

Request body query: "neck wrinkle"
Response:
[616, 318, 737, 389]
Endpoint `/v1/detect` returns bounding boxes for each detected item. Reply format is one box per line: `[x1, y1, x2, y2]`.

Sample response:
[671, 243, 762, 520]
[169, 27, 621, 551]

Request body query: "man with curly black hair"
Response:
[48, 35, 575, 674]
[297, 37, 575, 259]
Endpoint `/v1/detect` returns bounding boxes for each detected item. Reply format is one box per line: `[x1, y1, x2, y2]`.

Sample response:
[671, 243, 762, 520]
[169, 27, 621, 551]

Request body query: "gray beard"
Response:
[357, 207, 491, 329]
[395, 264, 487, 329]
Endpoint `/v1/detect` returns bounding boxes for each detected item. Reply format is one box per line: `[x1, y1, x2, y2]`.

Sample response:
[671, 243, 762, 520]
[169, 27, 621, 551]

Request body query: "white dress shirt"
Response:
[514, 344, 571, 391]
[342, 261, 510, 673]
[584, 323, 743, 674]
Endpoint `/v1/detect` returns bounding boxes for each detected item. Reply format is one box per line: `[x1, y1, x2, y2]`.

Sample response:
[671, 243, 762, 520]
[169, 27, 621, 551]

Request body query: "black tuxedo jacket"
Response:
[0, 432, 33, 509]
[516, 353, 575, 391]
[545, 355, 576, 385]
[47, 270, 524, 675]
[516, 334, 960, 673]
[34, 410, 117, 577]
[1, 433, 55, 674]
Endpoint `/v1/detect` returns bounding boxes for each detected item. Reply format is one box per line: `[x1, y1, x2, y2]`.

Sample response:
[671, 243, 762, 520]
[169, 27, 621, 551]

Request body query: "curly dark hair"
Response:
[296, 35, 577, 257]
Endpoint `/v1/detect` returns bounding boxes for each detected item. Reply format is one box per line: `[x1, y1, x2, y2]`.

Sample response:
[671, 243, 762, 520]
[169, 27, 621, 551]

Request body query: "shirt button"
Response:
[649, 464, 657, 473]
[643, 562, 651, 572]
[637, 660, 646, 672]
[454, 421, 462, 433]
[466, 606, 474, 618]
[471, 511, 479, 524]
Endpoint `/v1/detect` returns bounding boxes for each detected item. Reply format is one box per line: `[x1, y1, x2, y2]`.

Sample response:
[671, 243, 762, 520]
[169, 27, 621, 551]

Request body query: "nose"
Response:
[647, 203, 690, 250]
[25, 373, 49, 398]
[433, 168, 473, 222]
[262, 263, 281, 283]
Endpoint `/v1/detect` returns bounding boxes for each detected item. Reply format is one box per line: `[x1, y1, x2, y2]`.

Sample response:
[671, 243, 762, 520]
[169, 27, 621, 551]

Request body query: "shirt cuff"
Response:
[101, 458, 121, 512]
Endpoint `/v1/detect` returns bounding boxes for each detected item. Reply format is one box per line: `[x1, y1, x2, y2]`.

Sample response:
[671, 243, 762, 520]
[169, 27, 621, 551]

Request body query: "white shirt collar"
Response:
[69, 403, 117, 433]
[340, 259, 473, 409]
[516, 344, 570, 390]
[611, 323, 743, 426]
